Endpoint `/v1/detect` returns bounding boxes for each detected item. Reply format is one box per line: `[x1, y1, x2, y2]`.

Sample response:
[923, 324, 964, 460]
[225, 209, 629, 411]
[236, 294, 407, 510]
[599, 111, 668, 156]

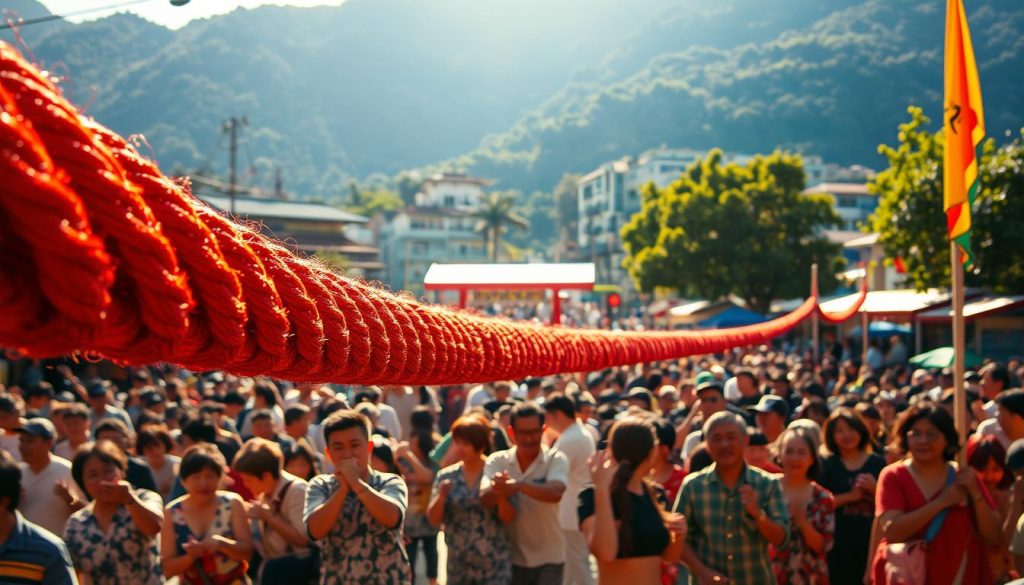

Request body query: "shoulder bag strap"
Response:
[923, 465, 956, 543]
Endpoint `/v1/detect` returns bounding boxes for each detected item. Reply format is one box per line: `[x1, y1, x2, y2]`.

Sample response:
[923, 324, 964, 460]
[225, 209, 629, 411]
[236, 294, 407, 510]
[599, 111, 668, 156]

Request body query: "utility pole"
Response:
[274, 167, 284, 199]
[222, 116, 247, 214]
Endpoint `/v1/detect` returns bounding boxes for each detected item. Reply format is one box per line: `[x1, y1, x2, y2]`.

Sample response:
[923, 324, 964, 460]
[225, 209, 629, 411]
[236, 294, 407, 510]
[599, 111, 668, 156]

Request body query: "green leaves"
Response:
[622, 150, 843, 313]
[869, 107, 1024, 292]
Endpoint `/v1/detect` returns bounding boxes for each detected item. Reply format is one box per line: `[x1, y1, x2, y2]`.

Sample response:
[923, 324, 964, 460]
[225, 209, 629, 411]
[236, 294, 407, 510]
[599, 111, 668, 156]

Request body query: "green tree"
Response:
[621, 149, 843, 313]
[344, 188, 404, 217]
[869, 107, 1024, 291]
[471, 191, 530, 262]
[553, 173, 580, 258]
[396, 173, 423, 207]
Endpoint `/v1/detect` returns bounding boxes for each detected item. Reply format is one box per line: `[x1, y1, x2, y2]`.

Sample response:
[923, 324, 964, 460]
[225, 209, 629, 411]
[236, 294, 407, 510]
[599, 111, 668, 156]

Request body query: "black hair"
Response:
[0, 395, 19, 415]
[284, 404, 310, 426]
[509, 402, 545, 429]
[250, 409, 274, 424]
[182, 415, 218, 444]
[370, 436, 400, 474]
[410, 406, 438, 460]
[253, 381, 279, 407]
[137, 428, 175, 453]
[95, 418, 132, 439]
[322, 409, 371, 443]
[542, 393, 576, 419]
[823, 407, 873, 455]
[179, 443, 227, 480]
[71, 440, 128, 496]
[982, 362, 1011, 390]
[0, 451, 21, 510]
[608, 417, 659, 557]
[892, 404, 959, 461]
[282, 442, 319, 481]
[652, 417, 676, 449]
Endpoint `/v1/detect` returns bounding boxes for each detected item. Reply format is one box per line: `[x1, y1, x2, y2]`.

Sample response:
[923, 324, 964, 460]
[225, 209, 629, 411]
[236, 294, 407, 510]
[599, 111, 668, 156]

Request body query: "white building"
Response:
[378, 173, 491, 295]
[575, 147, 875, 299]
[805, 182, 879, 232]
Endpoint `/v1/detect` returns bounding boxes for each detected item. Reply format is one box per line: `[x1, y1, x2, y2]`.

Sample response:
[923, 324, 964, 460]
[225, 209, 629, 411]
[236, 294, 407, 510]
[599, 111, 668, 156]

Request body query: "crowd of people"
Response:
[0, 342, 1022, 585]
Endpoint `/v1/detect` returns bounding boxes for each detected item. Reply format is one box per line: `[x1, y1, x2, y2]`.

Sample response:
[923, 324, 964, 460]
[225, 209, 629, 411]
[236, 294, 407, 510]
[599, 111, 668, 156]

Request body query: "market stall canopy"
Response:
[847, 322, 913, 339]
[818, 288, 983, 320]
[917, 295, 1024, 323]
[909, 346, 984, 369]
[696, 306, 768, 329]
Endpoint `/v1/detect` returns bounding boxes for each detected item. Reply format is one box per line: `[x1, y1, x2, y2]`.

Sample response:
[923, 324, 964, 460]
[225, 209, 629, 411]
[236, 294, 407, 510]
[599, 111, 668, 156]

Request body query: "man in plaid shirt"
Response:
[673, 411, 788, 584]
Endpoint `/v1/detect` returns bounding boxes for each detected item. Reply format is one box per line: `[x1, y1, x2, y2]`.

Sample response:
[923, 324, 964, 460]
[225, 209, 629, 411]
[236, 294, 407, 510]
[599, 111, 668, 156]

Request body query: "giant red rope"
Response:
[0, 42, 821, 384]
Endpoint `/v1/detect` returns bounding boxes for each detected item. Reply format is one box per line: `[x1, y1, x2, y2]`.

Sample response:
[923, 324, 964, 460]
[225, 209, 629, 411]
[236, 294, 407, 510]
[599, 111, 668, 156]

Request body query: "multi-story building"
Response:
[378, 173, 490, 295]
[199, 195, 384, 279]
[576, 147, 874, 300]
[805, 183, 879, 232]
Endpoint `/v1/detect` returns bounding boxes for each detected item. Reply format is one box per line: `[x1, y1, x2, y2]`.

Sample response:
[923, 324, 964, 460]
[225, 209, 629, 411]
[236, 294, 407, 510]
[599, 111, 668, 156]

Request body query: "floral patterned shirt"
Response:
[771, 482, 835, 585]
[63, 489, 162, 585]
[432, 462, 512, 585]
[303, 470, 411, 584]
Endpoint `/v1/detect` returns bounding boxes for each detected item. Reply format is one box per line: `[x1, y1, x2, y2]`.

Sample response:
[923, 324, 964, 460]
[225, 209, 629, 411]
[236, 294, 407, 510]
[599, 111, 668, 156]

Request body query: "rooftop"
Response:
[422, 172, 493, 187]
[805, 183, 872, 196]
[201, 196, 368, 224]
[424, 263, 596, 291]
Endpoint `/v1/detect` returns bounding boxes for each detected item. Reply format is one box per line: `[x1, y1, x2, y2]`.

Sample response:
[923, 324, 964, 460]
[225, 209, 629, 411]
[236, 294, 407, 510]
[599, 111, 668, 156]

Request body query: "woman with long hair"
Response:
[871, 404, 1001, 584]
[819, 408, 886, 585]
[772, 427, 835, 584]
[428, 414, 513, 584]
[966, 435, 1015, 583]
[579, 416, 686, 585]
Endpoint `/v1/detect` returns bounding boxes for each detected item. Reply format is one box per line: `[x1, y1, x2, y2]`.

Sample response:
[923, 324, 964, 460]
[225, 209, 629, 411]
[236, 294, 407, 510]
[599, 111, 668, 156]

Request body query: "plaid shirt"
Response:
[672, 463, 789, 585]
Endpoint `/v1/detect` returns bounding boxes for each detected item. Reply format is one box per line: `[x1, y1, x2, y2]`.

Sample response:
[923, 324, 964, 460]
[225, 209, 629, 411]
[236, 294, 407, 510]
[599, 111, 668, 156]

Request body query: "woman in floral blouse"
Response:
[428, 414, 513, 584]
[161, 443, 253, 584]
[772, 427, 835, 584]
[64, 440, 164, 585]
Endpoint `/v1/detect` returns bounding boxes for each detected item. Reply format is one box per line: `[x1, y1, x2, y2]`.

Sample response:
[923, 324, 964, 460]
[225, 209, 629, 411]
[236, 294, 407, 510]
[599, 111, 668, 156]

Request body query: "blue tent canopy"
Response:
[696, 306, 768, 328]
[847, 321, 913, 338]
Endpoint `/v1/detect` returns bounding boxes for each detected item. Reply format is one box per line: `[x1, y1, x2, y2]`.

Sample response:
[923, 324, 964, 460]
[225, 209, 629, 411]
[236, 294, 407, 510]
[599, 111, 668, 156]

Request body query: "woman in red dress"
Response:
[872, 404, 1001, 584]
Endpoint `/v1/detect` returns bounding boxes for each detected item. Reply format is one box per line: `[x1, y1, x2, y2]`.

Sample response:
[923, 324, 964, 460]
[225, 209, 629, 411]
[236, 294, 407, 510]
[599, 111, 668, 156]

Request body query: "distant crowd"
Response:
[0, 340, 1022, 584]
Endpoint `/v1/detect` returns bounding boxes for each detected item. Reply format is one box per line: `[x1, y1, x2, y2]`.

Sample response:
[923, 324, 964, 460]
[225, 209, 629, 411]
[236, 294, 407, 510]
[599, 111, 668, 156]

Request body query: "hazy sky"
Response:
[36, 0, 347, 30]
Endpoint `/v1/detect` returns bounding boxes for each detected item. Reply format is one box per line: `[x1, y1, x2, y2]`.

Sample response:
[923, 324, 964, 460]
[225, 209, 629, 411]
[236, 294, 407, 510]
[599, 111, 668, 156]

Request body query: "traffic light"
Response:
[607, 293, 621, 309]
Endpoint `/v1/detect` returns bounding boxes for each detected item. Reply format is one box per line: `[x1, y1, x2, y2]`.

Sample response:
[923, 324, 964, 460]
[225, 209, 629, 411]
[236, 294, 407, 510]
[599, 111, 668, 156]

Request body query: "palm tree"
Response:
[471, 191, 529, 262]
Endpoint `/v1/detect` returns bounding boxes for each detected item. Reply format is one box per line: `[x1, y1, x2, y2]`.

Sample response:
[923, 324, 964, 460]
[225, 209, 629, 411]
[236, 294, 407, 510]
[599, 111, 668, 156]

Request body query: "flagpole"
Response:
[811, 263, 820, 365]
[951, 243, 967, 467]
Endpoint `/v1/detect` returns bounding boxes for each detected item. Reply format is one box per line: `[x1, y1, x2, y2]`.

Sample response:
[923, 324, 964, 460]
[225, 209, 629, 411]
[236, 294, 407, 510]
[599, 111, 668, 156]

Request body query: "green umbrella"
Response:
[908, 346, 983, 369]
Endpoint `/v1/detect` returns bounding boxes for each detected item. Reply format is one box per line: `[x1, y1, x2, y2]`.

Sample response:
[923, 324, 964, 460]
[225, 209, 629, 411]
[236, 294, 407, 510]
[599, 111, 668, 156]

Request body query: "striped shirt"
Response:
[0, 512, 77, 584]
[672, 463, 789, 585]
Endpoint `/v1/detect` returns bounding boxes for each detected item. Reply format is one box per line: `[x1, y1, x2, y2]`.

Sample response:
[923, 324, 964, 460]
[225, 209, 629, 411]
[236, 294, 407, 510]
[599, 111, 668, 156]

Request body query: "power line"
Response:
[0, 0, 190, 31]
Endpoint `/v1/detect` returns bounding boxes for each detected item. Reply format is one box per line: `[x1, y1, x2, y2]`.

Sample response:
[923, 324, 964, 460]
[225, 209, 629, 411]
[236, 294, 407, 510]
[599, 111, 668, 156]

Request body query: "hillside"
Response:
[2, 0, 1022, 198]
[447, 0, 1024, 193]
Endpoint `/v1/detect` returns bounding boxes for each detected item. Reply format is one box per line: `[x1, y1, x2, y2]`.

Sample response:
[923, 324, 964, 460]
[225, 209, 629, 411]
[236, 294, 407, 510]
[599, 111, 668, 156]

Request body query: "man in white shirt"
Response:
[16, 418, 83, 536]
[481, 402, 569, 585]
[463, 384, 494, 415]
[382, 386, 439, 440]
[544, 394, 596, 585]
[233, 438, 314, 583]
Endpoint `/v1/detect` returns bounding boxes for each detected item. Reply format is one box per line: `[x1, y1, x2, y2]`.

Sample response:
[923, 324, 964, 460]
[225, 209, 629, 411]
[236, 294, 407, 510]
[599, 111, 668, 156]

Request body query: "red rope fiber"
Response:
[0, 42, 820, 384]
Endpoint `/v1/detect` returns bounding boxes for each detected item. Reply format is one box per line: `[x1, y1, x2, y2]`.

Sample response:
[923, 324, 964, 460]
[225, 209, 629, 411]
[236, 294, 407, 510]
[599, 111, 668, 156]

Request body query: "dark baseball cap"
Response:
[996, 389, 1024, 417]
[15, 417, 55, 439]
[86, 382, 108, 398]
[1007, 438, 1024, 472]
[748, 394, 790, 419]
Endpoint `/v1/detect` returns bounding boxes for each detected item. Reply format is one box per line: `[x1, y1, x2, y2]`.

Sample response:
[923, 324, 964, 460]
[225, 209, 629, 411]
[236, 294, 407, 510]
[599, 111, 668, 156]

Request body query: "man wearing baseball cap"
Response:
[678, 375, 731, 466]
[16, 418, 84, 536]
[747, 395, 789, 444]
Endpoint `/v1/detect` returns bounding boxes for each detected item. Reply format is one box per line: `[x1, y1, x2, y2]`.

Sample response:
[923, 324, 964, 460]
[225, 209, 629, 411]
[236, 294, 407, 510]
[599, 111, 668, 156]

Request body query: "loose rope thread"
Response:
[1, 42, 827, 384]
